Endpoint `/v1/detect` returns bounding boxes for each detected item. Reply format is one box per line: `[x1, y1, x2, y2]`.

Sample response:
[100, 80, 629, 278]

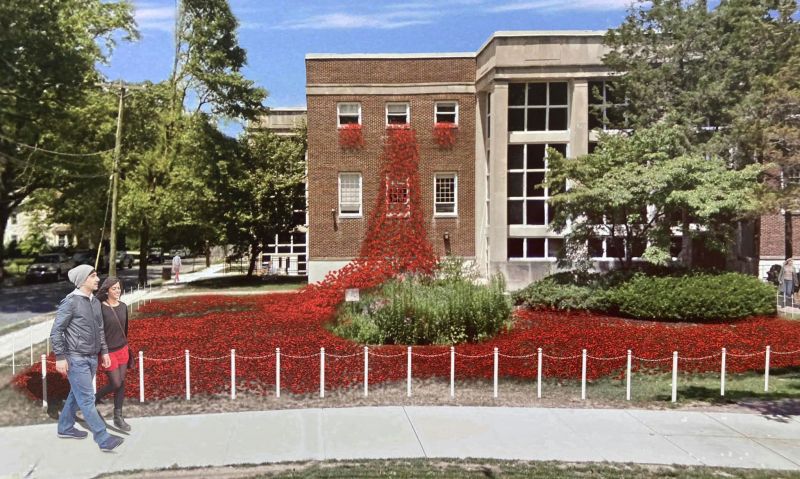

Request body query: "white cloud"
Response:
[134, 3, 175, 32]
[490, 0, 632, 13]
[276, 11, 434, 30]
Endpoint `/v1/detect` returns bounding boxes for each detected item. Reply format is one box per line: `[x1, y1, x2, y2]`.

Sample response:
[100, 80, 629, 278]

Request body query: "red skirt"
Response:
[100, 346, 129, 372]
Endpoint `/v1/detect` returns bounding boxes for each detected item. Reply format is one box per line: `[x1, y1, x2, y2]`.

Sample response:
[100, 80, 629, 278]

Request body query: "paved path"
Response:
[1, 406, 799, 478]
[0, 264, 225, 363]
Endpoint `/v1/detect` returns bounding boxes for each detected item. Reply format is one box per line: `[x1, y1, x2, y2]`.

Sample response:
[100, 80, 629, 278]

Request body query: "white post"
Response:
[29, 325, 33, 365]
[320, 347, 325, 398]
[493, 347, 499, 398]
[764, 345, 771, 392]
[185, 349, 190, 401]
[11, 334, 15, 375]
[671, 351, 678, 403]
[450, 346, 455, 398]
[720, 348, 726, 397]
[364, 346, 369, 397]
[581, 349, 587, 400]
[47, 336, 50, 356]
[407, 346, 412, 397]
[275, 348, 281, 398]
[231, 349, 236, 400]
[626, 350, 632, 401]
[537, 348, 542, 399]
[41, 354, 47, 410]
[138, 351, 144, 403]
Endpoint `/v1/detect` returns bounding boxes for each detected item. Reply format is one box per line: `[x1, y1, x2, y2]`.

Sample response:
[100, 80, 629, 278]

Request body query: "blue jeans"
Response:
[58, 354, 110, 445]
[784, 280, 795, 302]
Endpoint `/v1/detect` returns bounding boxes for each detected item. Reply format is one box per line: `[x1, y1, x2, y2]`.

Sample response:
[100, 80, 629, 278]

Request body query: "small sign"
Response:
[345, 288, 360, 302]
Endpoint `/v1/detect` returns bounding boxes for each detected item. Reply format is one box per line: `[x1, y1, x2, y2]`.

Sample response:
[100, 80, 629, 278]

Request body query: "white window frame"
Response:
[434, 173, 458, 217]
[338, 172, 362, 217]
[508, 82, 570, 132]
[507, 237, 564, 260]
[386, 102, 410, 126]
[337, 102, 361, 127]
[434, 101, 459, 125]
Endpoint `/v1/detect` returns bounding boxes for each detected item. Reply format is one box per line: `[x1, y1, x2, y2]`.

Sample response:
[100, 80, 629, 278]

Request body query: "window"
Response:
[507, 143, 566, 226]
[58, 234, 68, 247]
[434, 173, 457, 216]
[337, 103, 361, 126]
[435, 102, 458, 125]
[10, 214, 16, 225]
[386, 177, 410, 218]
[508, 82, 569, 132]
[386, 103, 410, 125]
[10, 234, 17, 243]
[338, 173, 362, 216]
[588, 81, 626, 130]
[507, 237, 563, 259]
[589, 237, 646, 259]
[784, 165, 800, 186]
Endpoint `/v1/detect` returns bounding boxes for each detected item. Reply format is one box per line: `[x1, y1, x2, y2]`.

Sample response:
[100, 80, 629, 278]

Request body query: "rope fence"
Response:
[21, 344, 800, 410]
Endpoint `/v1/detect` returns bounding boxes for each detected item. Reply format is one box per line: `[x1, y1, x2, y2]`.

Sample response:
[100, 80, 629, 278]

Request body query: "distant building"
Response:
[3, 205, 75, 250]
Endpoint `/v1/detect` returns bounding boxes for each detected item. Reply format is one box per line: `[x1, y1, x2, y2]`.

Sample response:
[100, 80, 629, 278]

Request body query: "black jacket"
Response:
[50, 291, 109, 360]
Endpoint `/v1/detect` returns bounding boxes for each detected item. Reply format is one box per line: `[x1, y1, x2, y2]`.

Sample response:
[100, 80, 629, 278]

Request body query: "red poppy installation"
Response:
[338, 123, 365, 149]
[433, 122, 457, 148]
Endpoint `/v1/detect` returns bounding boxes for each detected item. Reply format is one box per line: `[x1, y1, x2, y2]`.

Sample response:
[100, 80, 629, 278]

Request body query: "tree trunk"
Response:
[678, 209, 693, 267]
[786, 210, 794, 259]
[246, 240, 260, 277]
[204, 240, 211, 268]
[0, 203, 10, 286]
[138, 218, 149, 286]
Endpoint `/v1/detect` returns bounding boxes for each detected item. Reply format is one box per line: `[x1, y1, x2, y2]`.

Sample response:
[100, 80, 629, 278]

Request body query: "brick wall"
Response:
[760, 213, 800, 258]
[307, 92, 476, 261]
[307, 58, 475, 85]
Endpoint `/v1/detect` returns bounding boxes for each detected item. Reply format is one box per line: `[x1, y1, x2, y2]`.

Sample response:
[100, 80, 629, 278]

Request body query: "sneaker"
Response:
[99, 434, 124, 452]
[58, 427, 88, 439]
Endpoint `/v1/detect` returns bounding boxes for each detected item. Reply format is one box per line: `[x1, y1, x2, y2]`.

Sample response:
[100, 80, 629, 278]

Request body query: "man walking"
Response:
[51, 264, 124, 452]
[171, 253, 182, 284]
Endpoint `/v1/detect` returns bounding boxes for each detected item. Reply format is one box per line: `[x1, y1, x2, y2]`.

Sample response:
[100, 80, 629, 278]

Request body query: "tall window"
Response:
[10, 213, 16, 225]
[508, 82, 569, 132]
[435, 102, 458, 125]
[337, 103, 361, 126]
[386, 177, 410, 218]
[588, 81, 626, 130]
[58, 234, 68, 247]
[434, 173, 457, 216]
[507, 143, 566, 225]
[338, 173, 362, 216]
[386, 103, 410, 125]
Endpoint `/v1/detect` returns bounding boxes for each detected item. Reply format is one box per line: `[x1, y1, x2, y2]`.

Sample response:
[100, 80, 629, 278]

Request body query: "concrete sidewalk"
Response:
[1, 406, 799, 478]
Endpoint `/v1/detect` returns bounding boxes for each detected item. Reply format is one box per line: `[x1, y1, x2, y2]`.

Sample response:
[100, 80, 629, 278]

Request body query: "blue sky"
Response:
[102, 0, 632, 108]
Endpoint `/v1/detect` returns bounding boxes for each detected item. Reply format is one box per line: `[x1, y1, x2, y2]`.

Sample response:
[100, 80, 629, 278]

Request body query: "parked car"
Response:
[116, 251, 134, 269]
[147, 249, 165, 264]
[26, 253, 73, 283]
[71, 249, 109, 273]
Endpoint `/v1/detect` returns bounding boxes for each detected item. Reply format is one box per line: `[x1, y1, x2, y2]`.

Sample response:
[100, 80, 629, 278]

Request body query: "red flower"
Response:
[433, 122, 457, 148]
[338, 123, 365, 149]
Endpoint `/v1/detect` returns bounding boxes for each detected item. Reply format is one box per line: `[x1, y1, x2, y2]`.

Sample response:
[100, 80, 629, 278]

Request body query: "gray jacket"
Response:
[50, 291, 108, 360]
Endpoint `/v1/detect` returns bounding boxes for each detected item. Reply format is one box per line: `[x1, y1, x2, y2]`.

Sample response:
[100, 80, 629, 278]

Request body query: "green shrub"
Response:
[331, 275, 512, 345]
[512, 278, 611, 312]
[607, 273, 776, 321]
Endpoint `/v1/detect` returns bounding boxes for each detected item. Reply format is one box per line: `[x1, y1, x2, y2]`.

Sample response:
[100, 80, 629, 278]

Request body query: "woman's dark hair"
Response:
[97, 276, 123, 302]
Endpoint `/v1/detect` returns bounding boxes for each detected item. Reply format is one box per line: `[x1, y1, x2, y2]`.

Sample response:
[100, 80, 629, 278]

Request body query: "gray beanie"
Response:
[67, 264, 95, 289]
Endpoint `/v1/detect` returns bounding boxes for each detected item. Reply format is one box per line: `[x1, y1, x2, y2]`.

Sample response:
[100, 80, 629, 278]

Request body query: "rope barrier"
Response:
[144, 355, 184, 362]
[368, 351, 407, 358]
[281, 353, 321, 359]
[236, 353, 276, 360]
[679, 353, 722, 361]
[587, 354, 627, 361]
[188, 354, 229, 361]
[412, 351, 450, 358]
[726, 351, 765, 358]
[498, 353, 537, 359]
[632, 355, 673, 362]
[772, 349, 800, 356]
[542, 353, 583, 360]
[454, 352, 493, 359]
[326, 352, 361, 358]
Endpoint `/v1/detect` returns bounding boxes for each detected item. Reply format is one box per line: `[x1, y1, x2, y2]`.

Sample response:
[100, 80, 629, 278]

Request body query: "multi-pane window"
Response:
[386, 103, 410, 125]
[58, 234, 68, 247]
[338, 173, 362, 216]
[386, 177, 410, 218]
[588, 81, 626, 130]
[435, 102, 458, 125]
[434, 173, 457, 216]
[507, 237, 564, 259]
[337, 103, 361, 126]
[508, 82, 569, 132]
[507, 143, 566, 225]
[589, 237, 646, 259]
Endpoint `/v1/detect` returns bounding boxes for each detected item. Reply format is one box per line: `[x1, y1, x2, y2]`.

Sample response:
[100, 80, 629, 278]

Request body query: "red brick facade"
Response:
[760, 213, 800, 258]
[306, 58, 477, 263]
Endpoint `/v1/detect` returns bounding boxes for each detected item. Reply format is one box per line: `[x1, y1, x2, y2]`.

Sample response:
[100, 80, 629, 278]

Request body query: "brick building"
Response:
[304, 30, 798, 288]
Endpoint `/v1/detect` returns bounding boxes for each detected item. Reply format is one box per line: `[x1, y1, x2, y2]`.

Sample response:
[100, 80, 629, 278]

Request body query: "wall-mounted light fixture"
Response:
[331, 208, 338, 232]
[443, 231, 451, 255]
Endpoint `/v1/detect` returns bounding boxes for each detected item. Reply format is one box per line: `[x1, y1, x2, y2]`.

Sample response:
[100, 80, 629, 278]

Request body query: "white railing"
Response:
[17, 345, 800, 410]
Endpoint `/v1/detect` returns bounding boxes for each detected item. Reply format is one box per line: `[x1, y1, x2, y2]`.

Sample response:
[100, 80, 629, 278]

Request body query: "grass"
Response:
[96, 459, 800, 478]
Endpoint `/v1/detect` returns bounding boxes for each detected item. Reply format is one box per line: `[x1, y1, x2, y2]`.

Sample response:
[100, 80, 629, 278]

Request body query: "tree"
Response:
[227, 126, 306, 277]
[547, 126, 765, 269]
[127, 0, 266, 284]
[0, 0, 136, 282]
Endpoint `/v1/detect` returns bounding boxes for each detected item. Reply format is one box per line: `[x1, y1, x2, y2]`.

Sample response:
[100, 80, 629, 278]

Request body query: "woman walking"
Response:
[783, 258, 797, 307]
[95, 277, 132, 431]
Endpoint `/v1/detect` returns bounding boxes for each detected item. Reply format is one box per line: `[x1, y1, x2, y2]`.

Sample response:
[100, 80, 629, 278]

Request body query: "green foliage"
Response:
[515, 271, 777, 322]
[332, 274, 512, 345]
[547, 126, 766, 269]
[18, 231, 48, 257]
[608, 273, 777, 321]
